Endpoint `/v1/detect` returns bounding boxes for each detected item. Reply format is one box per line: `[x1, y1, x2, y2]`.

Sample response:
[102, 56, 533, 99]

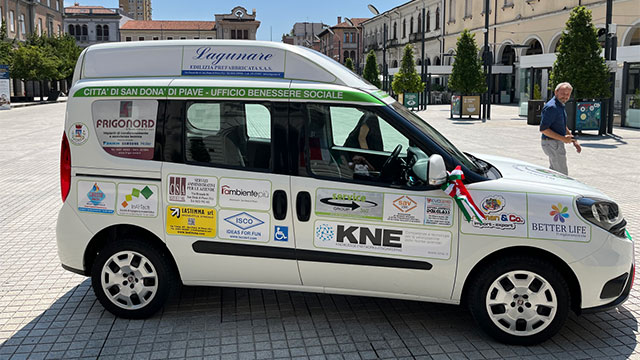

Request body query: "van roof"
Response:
[76, 40, 377, 91]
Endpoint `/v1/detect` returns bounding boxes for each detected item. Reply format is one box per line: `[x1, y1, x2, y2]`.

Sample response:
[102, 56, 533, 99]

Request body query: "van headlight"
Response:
[576, 197, 627, 238]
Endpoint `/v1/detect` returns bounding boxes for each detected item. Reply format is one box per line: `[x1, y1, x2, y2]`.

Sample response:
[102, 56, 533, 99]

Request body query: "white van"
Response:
[57, 40, 633, 345]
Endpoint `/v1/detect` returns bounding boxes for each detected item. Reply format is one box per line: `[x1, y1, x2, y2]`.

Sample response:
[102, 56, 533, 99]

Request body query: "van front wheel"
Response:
[91, 239, 174, 318]
[468, 257, 570, 345]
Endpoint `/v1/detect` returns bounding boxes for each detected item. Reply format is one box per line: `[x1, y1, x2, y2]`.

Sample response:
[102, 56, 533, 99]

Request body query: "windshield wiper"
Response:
[465, 153, 489, 174]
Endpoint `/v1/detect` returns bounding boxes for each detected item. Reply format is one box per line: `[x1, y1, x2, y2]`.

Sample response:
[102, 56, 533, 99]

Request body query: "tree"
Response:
[0, 21, 14, 66]
[49, 34, 82, 82]
[345, 57, 354, 72]
[363, 50, 381, 88]
[11, 44, 61, 100]
[448, 29, 486, 94]
[550, 6, 610, 99]
[391, 44, 424, 95]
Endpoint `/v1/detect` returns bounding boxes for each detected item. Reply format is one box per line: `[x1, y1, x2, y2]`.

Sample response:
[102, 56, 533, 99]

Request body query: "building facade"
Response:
[213, 6, 260, 40]
[1, 0, 64, 41]
[118, 0, 151, 20]
[361, 0, 639, 120]
[64, 4, 123, 47]
[318, 17, 368, 68]
[120, 20, 215, 41]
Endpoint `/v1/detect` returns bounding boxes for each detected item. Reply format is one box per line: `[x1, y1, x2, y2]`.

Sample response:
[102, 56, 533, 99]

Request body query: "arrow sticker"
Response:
[171, 207, 180, 218]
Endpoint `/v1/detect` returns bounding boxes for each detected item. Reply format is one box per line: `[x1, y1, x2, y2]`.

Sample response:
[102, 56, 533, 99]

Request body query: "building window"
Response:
[96, 25, 102, 41]
[231, 29, 236, 39]
[9, 11, 14, 32]
[47, 0, 50, 7]
[138, 36, 144, 41]
[167, 36, 173, 40]
[503, 0, 514, 8]
[448, 1, 455, 23]
[194, 36, 199, 39]
[153, 36, 159, 40]
[436, 7, 440, 29]
[207, 37, 213, 39]
[56, 0, 59, 11]
[417, 14, 421, 33]
[38, 18, 43, 35]
[57, 24, 61, 35]
[125, 36, 131, 41]
[180, 36, 186, 40]
[402, 19, 406, 38]
[103, 25, 109, 40]
[427, 11, 431, 32]
[393, 22, 397, 40]
[243, 30, 248, 39]
[19, 14, 25, 34]
[68, 24, 74, 36]
[410, 17, 414, 34]
[464, 0, 472, 18]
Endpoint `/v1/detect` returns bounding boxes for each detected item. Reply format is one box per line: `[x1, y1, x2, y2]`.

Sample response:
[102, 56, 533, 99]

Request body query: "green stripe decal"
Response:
[74, 86, 384, 104]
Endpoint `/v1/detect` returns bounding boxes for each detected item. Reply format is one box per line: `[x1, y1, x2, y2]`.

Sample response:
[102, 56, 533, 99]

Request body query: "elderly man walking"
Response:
[539, 82, 582, 175]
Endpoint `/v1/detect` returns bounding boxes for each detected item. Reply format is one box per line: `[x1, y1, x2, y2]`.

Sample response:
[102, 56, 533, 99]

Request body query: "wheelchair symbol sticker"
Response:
[274, 226, 288, 242]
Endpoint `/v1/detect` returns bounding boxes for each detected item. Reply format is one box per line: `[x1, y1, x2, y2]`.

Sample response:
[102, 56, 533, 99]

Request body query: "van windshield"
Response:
[389, 102, 481, 173]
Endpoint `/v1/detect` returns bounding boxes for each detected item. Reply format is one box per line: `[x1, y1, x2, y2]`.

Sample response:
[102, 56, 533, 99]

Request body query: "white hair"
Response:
[555, 82, 573, 92]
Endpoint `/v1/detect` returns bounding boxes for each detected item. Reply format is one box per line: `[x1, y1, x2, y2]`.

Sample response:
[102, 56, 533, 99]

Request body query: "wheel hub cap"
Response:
[486, 270, 558, 336]
[100, 250, 158, 310]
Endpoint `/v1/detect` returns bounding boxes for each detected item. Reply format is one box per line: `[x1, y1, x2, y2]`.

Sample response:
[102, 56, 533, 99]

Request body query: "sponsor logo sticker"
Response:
[316, 188, 383, 220]
[219, 178, 271, 210]
[528, 194, 590, 241]
[167, 175, 217, 206]
[166, 206, 216, 237]
[218, 210, 269, 242]
[77, 181, 115, 214]
[313, 221, 451, 259]
[383, 194, 425, 224]
[424, 197, 454, 226]
[117, 184, 158, 217]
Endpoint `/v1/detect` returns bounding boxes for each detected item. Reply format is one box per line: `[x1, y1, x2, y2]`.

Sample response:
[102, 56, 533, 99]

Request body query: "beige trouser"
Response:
[541, 138, 568, 175]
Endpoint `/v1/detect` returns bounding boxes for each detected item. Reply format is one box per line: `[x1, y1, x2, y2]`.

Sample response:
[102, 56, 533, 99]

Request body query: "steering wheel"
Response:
[381, 144, 402, 175]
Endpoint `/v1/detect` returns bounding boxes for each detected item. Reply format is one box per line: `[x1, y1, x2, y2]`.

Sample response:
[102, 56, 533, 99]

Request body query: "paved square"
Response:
[1, 103, 638, 359]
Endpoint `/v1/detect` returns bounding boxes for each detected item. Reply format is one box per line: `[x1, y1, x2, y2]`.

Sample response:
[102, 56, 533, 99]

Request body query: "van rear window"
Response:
[92, 100, 159, 160]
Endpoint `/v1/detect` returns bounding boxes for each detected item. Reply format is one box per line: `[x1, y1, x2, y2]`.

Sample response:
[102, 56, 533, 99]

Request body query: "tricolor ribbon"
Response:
[441, 166, 486, 223]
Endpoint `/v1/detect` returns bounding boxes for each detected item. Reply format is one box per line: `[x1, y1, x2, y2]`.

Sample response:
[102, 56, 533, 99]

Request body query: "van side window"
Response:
[304, 104, 411, 185]
[184, 101, 272, 170]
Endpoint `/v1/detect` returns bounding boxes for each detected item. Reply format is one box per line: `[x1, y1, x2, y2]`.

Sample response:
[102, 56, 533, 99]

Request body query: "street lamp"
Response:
[368, 4, 388, 91]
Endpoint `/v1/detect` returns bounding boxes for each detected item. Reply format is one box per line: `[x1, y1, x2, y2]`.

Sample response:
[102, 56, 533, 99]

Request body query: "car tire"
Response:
[91, 238, 176, 319]
[467, 256, 570, 345]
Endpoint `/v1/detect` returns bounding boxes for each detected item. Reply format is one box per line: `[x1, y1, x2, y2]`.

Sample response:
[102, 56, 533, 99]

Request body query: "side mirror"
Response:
[427, 154, 447, 186]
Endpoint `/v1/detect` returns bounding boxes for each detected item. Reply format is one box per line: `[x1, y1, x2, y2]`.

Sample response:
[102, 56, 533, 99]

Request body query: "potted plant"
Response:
[550, 6, 610, 132]
[448, 29, 486, 118]
[391, 44, 424, 108]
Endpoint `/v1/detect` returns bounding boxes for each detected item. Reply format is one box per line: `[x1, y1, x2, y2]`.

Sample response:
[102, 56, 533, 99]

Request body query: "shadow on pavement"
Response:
[0, 279, 637, 358]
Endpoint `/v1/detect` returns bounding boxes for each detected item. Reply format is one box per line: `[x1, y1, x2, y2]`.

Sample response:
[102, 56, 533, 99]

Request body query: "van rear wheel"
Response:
[467, 257, 570, 345]
[91, 239, 174, 319]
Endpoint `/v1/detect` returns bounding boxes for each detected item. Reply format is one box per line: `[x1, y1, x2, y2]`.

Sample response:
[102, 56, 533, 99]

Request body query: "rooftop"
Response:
[121, 20, 216, 31]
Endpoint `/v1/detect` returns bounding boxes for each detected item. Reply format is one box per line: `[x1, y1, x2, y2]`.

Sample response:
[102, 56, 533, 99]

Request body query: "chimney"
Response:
[74, 2, 79, 5]
[337, 16, 341, 24]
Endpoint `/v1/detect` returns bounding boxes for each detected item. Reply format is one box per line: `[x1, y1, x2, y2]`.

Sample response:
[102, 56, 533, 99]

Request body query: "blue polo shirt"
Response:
[540, 96, 567, 140]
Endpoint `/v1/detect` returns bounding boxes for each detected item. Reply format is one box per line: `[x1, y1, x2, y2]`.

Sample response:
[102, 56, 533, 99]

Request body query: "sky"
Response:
[63, 0, 408, 41]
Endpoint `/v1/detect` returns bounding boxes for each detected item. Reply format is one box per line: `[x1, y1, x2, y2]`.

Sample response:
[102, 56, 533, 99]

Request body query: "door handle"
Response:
[273, 190, 287, 220]
[296, 191, 311, 222]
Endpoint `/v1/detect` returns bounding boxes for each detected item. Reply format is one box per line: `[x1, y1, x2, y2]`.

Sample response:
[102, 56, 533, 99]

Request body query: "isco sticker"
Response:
[218, 210, 269, 242]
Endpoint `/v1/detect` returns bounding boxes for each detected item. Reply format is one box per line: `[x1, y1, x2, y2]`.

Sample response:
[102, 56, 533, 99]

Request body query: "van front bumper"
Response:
[582, 264, 634, 313]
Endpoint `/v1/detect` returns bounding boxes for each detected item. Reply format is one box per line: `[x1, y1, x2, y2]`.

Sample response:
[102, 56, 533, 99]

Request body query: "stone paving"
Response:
[0, 102, 639, 360]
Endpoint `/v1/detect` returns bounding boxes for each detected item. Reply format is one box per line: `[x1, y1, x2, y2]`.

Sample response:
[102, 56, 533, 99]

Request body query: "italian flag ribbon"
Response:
[441, 166, 486, 223]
